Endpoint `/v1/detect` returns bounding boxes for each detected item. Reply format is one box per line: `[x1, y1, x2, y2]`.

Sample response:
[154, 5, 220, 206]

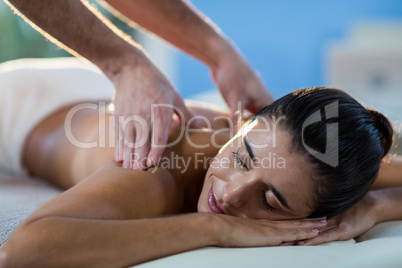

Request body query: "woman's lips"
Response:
[208, 186, 225, 214]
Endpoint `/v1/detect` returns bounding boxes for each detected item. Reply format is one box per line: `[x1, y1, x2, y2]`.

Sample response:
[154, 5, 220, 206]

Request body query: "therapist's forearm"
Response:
[104, 0, 234, 70]
[5, 0, 148, 80]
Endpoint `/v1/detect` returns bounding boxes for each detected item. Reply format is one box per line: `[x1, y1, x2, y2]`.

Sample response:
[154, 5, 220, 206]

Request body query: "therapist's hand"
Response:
[297, 192, 378, 246]
[211, 45, 274, 131]
[112, 59, 195, 170]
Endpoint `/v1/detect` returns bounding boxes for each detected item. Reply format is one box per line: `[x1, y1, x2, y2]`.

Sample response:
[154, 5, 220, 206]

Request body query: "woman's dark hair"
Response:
[252, 87, 393, 217]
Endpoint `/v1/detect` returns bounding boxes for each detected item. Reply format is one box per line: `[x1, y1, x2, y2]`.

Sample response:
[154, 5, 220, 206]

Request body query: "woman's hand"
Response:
[298, 192, 379, 246]
[215, 214, 327, 247]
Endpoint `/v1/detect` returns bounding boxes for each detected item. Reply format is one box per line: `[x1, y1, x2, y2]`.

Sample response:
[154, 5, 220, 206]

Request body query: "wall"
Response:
[177, 0, 402, 98]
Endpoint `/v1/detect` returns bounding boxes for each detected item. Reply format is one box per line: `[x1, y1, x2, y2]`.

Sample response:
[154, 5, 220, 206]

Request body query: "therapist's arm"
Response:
[6, 0, 143, 79]
[4, 0, 195, 170]
[105, 0, 274, 128]
[104, 0, 226, 70]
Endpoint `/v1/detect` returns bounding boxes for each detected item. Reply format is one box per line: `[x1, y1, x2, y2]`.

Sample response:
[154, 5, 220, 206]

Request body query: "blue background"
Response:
[175, 0, 402, 99]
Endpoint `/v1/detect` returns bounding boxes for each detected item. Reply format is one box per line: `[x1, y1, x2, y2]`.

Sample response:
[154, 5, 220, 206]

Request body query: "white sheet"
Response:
[1, 172, 402, 267]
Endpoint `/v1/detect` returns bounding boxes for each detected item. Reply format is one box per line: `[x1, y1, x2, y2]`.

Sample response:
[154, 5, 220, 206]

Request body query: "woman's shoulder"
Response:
[28, 164, 185, 222]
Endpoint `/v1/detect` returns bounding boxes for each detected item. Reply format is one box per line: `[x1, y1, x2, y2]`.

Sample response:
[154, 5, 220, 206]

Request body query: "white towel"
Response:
[0, 58, 115, 177]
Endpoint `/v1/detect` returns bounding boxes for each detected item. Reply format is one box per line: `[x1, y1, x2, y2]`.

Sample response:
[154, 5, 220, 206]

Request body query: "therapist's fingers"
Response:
[228, 97, 243, 133]
[123, 121, 136, 169]
[132, 121, 150, 170]
[115, 116, 126, 163]
[146, 95, 197, 168]
[114, 117, 123, 162]
[146, 105, 172, 168]
[174, 94, 201, 128]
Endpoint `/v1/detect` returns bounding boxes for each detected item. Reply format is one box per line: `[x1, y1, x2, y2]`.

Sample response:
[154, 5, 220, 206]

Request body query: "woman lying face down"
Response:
[199, 87, 393, 221]
[0, 87, 393, 267]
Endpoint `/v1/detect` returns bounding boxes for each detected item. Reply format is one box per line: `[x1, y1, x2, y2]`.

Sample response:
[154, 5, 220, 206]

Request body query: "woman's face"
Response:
[198, 119, 315, 220]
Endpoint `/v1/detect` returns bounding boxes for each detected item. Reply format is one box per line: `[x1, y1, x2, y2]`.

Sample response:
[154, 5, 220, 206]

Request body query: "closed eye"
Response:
[262, 191, 274, 211]
[232, 151, 249, 170]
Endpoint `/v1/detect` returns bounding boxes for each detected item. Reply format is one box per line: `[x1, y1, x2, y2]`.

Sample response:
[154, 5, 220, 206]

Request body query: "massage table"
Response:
[1, 58, 401, 267]
[1, 172, 402, 267]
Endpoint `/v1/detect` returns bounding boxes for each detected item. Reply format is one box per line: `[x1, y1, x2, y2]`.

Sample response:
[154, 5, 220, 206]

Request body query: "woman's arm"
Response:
[372, 186, 402, 223]
[372, 155, 402, 189]
[299, 186, 402, 246]
[0, 166, 325, 267]
[300, 156, 402, 246]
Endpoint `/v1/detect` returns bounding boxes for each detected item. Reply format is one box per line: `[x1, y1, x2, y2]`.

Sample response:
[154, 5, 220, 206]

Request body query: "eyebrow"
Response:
[269, 184, 292, 210]
[243, 136, 255, 162]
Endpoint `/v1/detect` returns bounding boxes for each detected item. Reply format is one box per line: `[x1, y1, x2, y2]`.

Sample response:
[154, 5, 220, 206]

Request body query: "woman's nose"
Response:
[222, 176, 255, 209]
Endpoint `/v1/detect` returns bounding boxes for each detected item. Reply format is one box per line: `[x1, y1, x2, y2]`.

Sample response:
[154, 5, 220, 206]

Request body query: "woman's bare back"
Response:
[23, 101, 231, 208]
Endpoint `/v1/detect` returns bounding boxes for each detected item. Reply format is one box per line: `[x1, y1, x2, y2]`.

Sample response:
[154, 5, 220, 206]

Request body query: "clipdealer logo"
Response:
[302, 101, 339, 167]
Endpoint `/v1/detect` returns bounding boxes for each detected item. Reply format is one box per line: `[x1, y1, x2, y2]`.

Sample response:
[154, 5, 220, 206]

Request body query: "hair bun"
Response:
[367, 109, 393, 157]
